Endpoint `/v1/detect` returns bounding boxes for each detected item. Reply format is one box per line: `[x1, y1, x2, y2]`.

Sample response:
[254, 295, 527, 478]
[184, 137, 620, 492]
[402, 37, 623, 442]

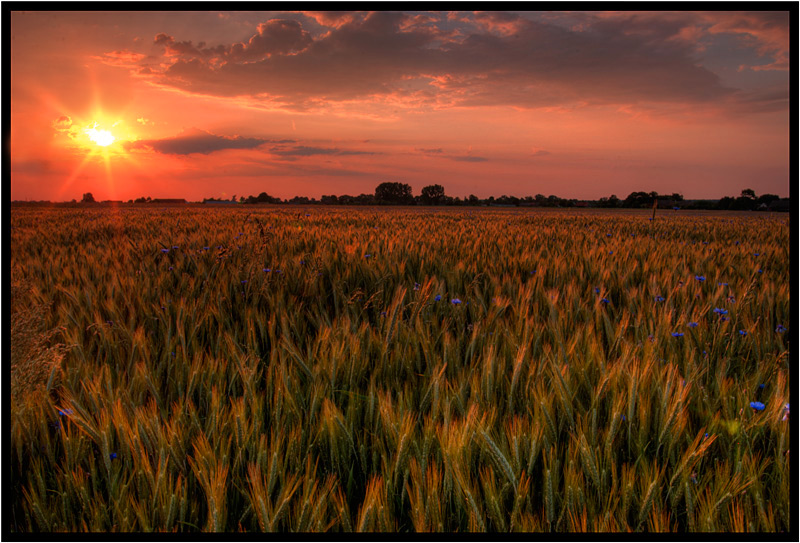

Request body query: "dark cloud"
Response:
[415, 147, 444, 154]
[115, 11, 787, 113]
[449, 155, 489, 162]
[270, 145, 376, 158]
[127, 128, 280, 155]
[531, 149, 551, 157]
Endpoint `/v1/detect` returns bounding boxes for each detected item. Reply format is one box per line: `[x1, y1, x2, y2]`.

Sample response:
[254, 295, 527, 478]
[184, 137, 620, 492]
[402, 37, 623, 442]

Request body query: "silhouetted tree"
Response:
[741, 188, 756, 200]
[375, 182, 413, 205]
[81, 192, 95, 203]
[420, 184, 446, 205]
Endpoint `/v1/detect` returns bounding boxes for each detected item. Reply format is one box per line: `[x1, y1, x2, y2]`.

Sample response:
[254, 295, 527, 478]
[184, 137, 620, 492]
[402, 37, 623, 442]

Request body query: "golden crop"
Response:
[9, 206, 791, 532]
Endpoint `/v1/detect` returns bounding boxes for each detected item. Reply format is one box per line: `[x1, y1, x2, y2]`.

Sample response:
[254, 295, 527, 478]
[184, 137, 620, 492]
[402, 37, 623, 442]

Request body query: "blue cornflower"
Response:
[594, 287, 600, 294]
[172, 246, 179, 249]
[451, 298, 462, 305]
[263, 268, 270, 272]
[622, 415, 626, 421]
[721, 316, 729, 322]
[110, 453, 117, 460]
[704, 433, 709, 438]
[672, 332, 684, 337]
[718, 282, 728, 286]
[688, 322, 698, 328]
[728, 296, 736, 303]
[300, 260, 305, 265]
[364, 254, 371, 258]
[758, 383, 765, 389]
[750, 401, 765, 411]
[161, 248, 169, 253]
[609, 251, 613, 255]
[754, 253, 759, 256]
[606, 233, 612, 237]
[757, 269, 763, 274]
[655, 296, 665, 302]
[601, 298, 610, 304]
[530, 270, 536, 275]
[380, 311, 387, 317]
[241, 280, 247, 284]
[776, 324, 787, 333]
[203, 247, 209, 251]
[739, 330, 747, 336]
[695, 275, 705, 282]
[434, 295, 441, 302]
[276, 270, 282, 274]
[414, 282, 420, 291]
[58, 409, 73, 416]
[168, 266, 173, 271]
[713, 308, 728, 315]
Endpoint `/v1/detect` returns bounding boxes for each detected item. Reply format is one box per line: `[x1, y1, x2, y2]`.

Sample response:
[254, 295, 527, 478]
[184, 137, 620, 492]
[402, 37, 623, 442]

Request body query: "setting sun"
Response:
[85, 123, 115, 147]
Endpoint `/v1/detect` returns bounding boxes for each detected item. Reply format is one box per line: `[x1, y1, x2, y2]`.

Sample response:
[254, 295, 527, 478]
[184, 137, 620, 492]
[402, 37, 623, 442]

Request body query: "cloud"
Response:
[127, 128, 279, 155]
[415, 147, 444, 154]
[449, 155, 489, 162]
[531, 149, 551, 157]
[112, 11, 787, 115]
[270, 144, 376, 158]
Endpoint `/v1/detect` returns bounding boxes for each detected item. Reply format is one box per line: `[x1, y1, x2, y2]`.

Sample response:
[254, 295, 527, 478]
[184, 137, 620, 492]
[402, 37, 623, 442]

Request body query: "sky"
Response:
[9, 10, 792, 201]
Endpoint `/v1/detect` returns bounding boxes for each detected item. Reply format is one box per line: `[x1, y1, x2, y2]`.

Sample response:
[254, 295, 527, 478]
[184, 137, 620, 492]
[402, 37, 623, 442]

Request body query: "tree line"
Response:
[46, 185, 787, 212]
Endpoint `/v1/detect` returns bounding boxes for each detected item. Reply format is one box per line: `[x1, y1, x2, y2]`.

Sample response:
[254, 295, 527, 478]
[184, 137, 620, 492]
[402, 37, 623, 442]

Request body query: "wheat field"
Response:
[8, 206, 791, 532]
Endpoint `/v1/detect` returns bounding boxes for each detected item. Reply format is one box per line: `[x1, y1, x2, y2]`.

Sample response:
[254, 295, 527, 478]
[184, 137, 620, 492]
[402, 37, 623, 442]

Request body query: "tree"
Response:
[420, 184, 446, 205]
[374, 182, 413, 205]
[468, 194, 480, 206]
[741, 188, 756, 200]
[81, 192, 95, 203]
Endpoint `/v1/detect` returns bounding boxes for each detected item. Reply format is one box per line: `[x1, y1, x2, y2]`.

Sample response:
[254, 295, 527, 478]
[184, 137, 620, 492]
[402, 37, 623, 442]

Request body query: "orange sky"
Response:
[9, 10, 791, 201]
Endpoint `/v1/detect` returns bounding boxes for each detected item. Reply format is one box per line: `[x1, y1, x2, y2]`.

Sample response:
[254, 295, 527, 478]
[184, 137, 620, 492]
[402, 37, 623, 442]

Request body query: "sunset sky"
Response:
[9, 10, 791, 201]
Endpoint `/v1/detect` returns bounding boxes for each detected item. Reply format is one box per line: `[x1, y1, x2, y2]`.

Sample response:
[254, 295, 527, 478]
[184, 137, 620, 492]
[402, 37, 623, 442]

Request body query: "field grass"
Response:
[8, 205, 791, 532]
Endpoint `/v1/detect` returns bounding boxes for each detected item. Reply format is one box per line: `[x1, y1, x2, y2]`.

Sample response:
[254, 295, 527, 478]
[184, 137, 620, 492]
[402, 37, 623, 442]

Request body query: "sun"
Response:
[85, 123, 115, 146]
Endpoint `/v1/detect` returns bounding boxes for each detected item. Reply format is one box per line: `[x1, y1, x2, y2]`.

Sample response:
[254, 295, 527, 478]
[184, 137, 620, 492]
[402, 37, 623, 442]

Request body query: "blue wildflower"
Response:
[364, 254, 371, 258]
[161, 248, 169, 253]
[168, 267, 173, 271]
[172, 246, 179, 249]
[673, 206, 680, 210]
[739, 330, 747, 336]
[750, 401, 765, 411]
[451, 298, 462, 305]
[606, 233, 612, 237]
[704, 433, 709, 438]
[110, 453, 117, 460]
[758, 383, 765, 389]
[601, 298, 610, 304]
[713, 308, 728, 315]
[695, 275, 705, 282]
[672, 332, 684, 337]
[776, 324, 786, 333]
[609, 251, 613, 255]
[688, 322, 698, 328]
[434, 295, 441, 302]
[754, 253, 759, 256]
[203, 247, 209, 251]
[300, 260, 305, 265]
[594, 287, 600, 294]
[241, 280, 247, 284]
[263, 268, 270, 272]
[380, 311, 387, 317]
[655, 296, 665, 302]
[622, 415, 626, 421]
[757, 269, 763, 274]
[58, 409, 73, 416]
[721, 316, 729, 322]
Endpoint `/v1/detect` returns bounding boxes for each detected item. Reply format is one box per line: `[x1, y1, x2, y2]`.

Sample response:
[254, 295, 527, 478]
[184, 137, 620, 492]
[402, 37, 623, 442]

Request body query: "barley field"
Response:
[8, 206, 791, 533]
